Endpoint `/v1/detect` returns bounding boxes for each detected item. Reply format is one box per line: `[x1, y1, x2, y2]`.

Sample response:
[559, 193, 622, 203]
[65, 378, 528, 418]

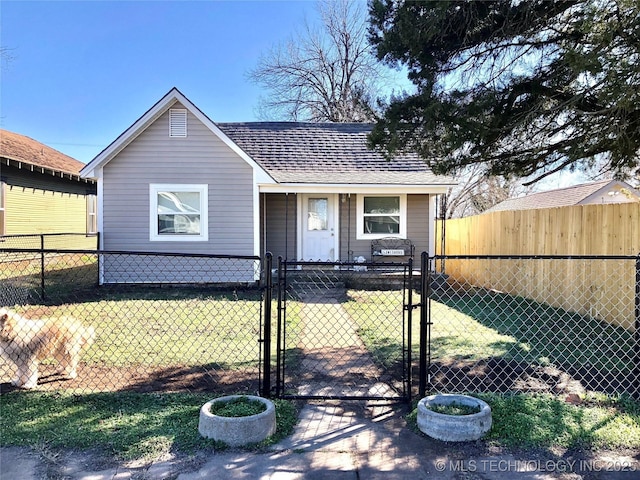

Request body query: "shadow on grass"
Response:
[0, 253, 100, 300]
[431, 287, 637, 394]
[0, 390, 218, 459]
[113, 362, 261, 394]
[0, 360, 262, 396]
[0, 389, 299, 461]
[476, 392, 640, 451]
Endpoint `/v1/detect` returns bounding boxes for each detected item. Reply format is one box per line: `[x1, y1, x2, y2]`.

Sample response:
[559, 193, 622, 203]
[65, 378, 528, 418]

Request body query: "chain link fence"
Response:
[0, 248, 265, 395]
[426, 255, 639, 397]
[2, 245, 637, 399]
[0, 233, 99, 250]
[274, 260, 413, 401]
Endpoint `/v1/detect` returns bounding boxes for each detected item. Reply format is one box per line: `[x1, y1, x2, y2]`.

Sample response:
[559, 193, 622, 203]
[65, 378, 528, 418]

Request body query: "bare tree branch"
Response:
[248, 0, 385, 122]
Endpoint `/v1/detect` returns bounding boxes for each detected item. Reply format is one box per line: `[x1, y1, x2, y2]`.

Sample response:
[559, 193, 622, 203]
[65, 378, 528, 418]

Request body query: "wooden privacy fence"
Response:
[435, 203, 640, 330]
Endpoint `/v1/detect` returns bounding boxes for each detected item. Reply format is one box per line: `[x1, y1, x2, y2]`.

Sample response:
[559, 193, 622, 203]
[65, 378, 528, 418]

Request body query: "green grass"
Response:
[434, 289, 635, 373]
[345, 288, 634, 376]
[0, 391, 298, 461]
[345, 289, 518, 369]
[3, 390, 636, 462]
[427, 401, 481, 415]
[8, 290, 266, 369]
[209, 396, 266, 417]
[4, 288, 304, 372]
[407, 393, 640, 450]
[343, 290, 405, 368]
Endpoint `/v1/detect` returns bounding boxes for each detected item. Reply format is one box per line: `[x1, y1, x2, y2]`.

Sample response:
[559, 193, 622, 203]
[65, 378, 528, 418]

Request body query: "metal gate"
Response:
[269, 257, 416, 401]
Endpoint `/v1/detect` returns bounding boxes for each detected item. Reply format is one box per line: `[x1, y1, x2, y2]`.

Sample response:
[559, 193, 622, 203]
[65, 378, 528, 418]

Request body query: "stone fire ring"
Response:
[198, 395, 277, 447]
[417, 394, 492, 442]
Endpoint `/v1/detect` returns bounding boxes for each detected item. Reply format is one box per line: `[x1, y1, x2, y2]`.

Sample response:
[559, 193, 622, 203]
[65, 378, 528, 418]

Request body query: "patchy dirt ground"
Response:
[430, 357, 589, 396]
[0, 362, 259, 395]
[0, 351, 600, 397]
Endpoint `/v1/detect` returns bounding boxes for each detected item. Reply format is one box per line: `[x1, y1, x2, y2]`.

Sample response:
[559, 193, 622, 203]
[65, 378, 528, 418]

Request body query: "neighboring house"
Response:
[485, 179, 640, 213]
[80, 88, 455, 283]
[0, 129, 97, 237]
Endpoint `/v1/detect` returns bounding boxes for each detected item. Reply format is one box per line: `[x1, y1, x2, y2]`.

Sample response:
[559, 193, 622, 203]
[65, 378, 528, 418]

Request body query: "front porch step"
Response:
[285, 273, 347, 300]
[287, 281, 346, 290]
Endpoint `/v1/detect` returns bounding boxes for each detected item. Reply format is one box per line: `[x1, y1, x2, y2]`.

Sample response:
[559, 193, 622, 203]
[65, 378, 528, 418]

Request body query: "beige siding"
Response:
[338, 195, 362, 260]
[102, 105, 255, 255]
[406, 194, 430, 256]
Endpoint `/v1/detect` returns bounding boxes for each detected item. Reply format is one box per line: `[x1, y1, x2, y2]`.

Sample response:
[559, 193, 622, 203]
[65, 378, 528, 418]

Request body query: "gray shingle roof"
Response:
[485, 180, 638, 212]
[217, 122, 453, 185]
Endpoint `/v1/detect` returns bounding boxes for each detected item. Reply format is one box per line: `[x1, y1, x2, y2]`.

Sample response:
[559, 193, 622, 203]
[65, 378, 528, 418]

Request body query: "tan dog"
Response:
[0, 307, 95, 389]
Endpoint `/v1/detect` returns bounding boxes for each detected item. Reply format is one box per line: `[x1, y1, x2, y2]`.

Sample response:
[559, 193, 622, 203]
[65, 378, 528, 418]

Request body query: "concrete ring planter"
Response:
[198, 395, 277, 447]
[417, 394, 492, 442]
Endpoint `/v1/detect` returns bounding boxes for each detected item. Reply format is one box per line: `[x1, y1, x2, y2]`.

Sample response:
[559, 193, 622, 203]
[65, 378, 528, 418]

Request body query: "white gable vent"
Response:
[169, 109, 187, 137]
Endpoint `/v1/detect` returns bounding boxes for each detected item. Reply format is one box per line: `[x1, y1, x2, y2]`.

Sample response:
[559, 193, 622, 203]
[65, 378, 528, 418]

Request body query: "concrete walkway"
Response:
[294, 292, 393, 399]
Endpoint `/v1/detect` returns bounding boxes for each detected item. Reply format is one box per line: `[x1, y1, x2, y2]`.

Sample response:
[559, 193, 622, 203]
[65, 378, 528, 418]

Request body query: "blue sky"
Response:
[0, 0, 588, 189]
[1, 0, 350, 163]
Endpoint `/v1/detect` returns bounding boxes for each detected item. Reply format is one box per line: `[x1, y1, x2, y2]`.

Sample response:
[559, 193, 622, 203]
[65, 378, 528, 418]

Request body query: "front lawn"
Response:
[346, 288, 634, 379]
[0, 391, 298, 461]
[345, 289, 518, 369]
[407, 392, 640, 450]
[6, 289, 265, 369]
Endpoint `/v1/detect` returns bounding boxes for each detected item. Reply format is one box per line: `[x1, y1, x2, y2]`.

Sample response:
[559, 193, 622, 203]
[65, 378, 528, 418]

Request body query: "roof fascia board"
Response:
[258, 183, 452, 194]
[579, 182, 616, 205]
[80, 91, 181, 179]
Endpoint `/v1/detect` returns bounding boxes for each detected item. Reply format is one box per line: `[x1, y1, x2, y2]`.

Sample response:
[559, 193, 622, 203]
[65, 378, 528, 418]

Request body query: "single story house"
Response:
[80, 88, 455, 283]
[0, 129, 97, 244]
[485, 179, 640, 213]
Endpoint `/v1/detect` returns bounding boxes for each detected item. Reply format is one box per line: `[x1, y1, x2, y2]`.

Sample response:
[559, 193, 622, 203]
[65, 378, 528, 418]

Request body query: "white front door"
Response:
[300, 194, 338, 261]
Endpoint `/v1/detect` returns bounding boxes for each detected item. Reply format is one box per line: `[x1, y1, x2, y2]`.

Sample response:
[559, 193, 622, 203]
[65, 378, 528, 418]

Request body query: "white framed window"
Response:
[356, 194, 406, 239]
[149, 184, 208, 241]
[169, 109, 187, 137]
[86, 194, 97, 234]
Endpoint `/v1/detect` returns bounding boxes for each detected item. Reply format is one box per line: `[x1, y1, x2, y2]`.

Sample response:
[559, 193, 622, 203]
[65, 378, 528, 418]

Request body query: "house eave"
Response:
[2, 156, 96, 185]
[258, 183, 454, 194]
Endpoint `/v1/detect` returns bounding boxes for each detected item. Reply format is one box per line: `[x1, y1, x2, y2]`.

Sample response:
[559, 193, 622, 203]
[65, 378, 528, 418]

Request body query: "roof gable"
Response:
[486, 180, 640, 212]
[80, 88, 273, 182]
[80, 88, 454, 189]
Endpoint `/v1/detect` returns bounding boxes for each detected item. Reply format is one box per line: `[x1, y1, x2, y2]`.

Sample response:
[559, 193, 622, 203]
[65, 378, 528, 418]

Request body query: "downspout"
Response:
[440, 192, 448, 273]
[347, 193, 352, 261]
[262, 192, 266, 256]
[285, 192, 289, 260]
